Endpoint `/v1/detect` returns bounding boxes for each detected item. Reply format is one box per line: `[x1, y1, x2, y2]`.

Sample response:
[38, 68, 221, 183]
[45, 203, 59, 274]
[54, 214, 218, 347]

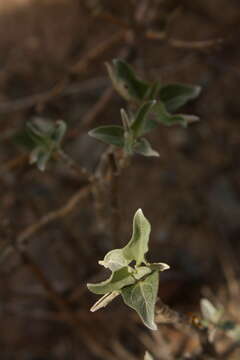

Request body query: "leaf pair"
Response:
[107, 59, 201, 130]
[87, 209, 170, 330]
[200, 298, 240, 341]
[89, 101, 160, 157]
[89, 59, 201, 155]
[106, 59, 201, 119]
[15, 118, 67, 171]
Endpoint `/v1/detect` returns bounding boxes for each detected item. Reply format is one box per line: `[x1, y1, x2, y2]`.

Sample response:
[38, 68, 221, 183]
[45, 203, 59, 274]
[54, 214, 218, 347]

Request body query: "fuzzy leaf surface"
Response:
[121, 271, 159, 330]
[98, 249, 129, 272]
[134, 138, 159, 157]
[123, 209, 151, 266]
[106, 59, 149, 102]
[88, 125, 124, 147]
[153, 101, 197, 127]
[159, 83, 201, 112]
[131, 101, 156, 137]
[87, 267, 135, 295]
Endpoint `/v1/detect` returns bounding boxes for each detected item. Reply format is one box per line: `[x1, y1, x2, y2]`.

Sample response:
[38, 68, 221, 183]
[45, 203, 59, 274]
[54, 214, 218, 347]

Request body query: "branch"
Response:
[0, 184, 91, 263]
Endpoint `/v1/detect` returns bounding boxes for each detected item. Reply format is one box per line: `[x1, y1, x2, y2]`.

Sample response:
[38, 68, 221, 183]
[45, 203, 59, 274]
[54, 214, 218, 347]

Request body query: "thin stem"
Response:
[108, 152, 121, 246]
[155, 299, 218, 358]
[57, 149, 93, 183]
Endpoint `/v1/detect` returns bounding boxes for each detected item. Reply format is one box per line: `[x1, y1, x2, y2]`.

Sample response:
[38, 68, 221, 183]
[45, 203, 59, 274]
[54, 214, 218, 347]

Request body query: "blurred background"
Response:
[0, 0, 240, 358]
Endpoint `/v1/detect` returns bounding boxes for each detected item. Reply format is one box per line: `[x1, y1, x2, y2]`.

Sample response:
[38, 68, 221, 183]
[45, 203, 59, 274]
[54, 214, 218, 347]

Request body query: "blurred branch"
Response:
[145, 30, 225, 50]
[0, 184, 91, 265]
[17, 184, 91, 248]
[69, 30, 125, 74]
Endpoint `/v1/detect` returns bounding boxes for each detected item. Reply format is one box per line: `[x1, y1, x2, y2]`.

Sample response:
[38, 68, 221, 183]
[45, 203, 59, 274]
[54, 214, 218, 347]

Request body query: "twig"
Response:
[13, 246, 117, 360]
[0, 77, 108, 114]
[108, 152, 121, 246]
[69, 30, 125, 74]
[0, 185, 91, 264]
[17, 184, 91, 248]
[77, 87, 114, 133]
[0, 154, 27, 175]
[145, 30, 225, 49]
[15, 248, 76, 323]
[156, 299, 218, 358]
[0, 78, 67, 113]
[220, 341, 240, 359]
[57, 149, 93, 182]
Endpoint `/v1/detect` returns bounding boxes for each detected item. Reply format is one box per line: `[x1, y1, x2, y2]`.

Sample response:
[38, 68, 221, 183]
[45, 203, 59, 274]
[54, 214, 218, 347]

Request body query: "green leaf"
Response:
[90, 291, 120, 312]
[27, 117, 54, 137]
[158, 83, 201, 112]
[87, 267, 135, 295]
[88, 125, 124, 147]
[123, 131, 135, 155]
[134, 138, 159, 157]
[131, 101, 156, 137]
[50, 120, 67, 145]
[133, 266, 152, 280]
[144, 82, 161, 101]
[148, 263, 170, 272]
[153, 101, 197, 127]
[120, 108, 131, 131]
[144, 351, 154, 360]
[13, 129, 37, 150]
[29, 146, 51, 171]
[98, 249, 129, 272]
[123, 209, 151, 266]
[121, 271, 159, 330]
[200, 299, 223, 324]
[106, 59, 149, 102]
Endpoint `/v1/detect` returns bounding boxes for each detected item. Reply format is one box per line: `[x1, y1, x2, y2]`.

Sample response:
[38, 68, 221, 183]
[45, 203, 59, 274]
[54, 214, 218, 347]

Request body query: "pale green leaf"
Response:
[120, 108, 131, 131]
[144, 82, 161, 101]
[90, 291, 120, 312]
[51, 120, 67, 145]
[134, 138, 159, 157]
[159, 83, 201, 112]
[131, 101, 156, 137]
[133, 266, 151, 280]
[123, 209, 151, 266]
[144, 351, 154, 360]
[29, 146, 51, 172]
[121, 271, 159, 330]
[87, 267, 135, 295]
[200, 299, 223, 324]
[88, 125, 124, 147]
[106, 59, 149, 102]
[153, 101, 198, 127]
[98, 249, 128, 272]
[148, 263, 170, 272]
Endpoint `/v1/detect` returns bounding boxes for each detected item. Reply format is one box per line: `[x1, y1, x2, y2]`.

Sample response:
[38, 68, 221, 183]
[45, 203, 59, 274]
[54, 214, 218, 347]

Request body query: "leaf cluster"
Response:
[200, 298, 240, 342]
[15, 118, 67, 171]
[87, 209, 170, 330]
[89, 59, 201, 157]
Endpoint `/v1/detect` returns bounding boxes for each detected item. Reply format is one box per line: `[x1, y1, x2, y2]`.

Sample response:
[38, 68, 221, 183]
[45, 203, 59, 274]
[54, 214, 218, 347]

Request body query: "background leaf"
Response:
[88, 125, 124, 147]
[153, 101, 194, 127]
[106, 59, 149, 102]
[131, 101, 156, 137]
[121, 271, 159, 330]
[144, 351, 154, 360]
[158, 83, 201, 112]
[200, 298, 223, 324]
[134, 138, 159, 157]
